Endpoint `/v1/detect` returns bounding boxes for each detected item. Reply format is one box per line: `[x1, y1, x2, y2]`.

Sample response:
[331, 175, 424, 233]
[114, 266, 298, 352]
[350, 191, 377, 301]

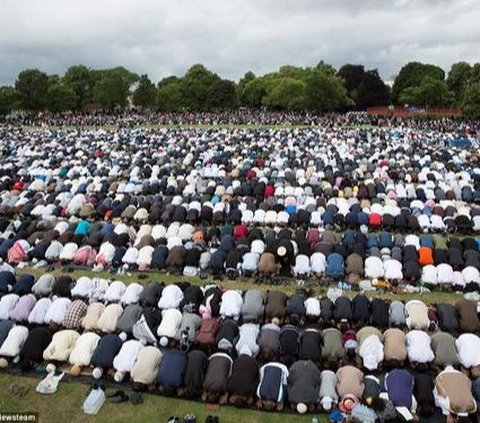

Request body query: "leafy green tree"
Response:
[63, 65, 96, 109]
[462, 82, 480, 118]
[0, 86, 20, 115]
[263, 77, 307, 111]
[337, 65, 365, 99]
[47, 82, 77, 112]
[315, 61, 337, 76]
[93, 67, 139, 110]
[392, 62, 445, 104]
[305, 68, 353, 112]
[133, 74, 157, 109]
[205, 79, 238, 109]
[470, 63, 480, 85]
[446, 62, 472, 106]
[398, 76, 453, 107]
[241, 78, 267, 108]
[238, 71, 256, 106]
[158, 75, 181, 88]
[15, 69, 49, 111]
[356, 70, 391, 109]
[337, 65, 390, 109]
[181, 64, 220, 110]
[157, 81, 183, 111]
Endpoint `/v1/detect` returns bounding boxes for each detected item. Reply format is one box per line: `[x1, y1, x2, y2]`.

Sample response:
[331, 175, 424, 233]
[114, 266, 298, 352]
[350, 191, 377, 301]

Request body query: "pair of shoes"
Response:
[108, 390, 129, 403]
[130, 391, 143, 405]
[183, 414, 196, 423]
[205, 416, 219, 423]
[167, 417, 179, 423]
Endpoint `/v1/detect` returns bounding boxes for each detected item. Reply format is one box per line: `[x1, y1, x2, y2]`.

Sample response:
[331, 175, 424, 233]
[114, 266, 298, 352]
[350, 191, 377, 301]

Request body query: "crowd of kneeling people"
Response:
[1, 271, 480, 421]
[1, 126, 480, 291]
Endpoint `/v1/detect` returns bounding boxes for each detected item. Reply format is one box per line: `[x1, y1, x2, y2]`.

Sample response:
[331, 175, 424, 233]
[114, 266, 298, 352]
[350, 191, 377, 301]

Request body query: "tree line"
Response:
[0, 60, 479, 117]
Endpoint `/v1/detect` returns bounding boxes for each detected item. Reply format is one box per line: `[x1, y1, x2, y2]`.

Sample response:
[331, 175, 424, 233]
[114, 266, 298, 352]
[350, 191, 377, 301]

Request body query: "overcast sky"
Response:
[1, 0, 479, 85]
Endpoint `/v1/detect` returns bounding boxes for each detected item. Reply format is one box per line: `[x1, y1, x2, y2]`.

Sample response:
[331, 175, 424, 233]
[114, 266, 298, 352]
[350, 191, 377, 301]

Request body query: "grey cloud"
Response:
[1, 0, 480, 85]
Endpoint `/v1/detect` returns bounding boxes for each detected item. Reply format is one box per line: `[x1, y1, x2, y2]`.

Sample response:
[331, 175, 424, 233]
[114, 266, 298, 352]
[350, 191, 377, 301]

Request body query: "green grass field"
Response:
[15, 265, 464, 305]
[0, 373, 323, 423]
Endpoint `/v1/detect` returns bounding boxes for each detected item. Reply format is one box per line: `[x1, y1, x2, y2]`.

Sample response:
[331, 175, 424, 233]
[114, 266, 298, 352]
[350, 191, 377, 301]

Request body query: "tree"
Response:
[462, 82, 480, 118]
[398, 76, 453, 108]
[15, 69, 49, 111]
[470, 63, 480, 85]
[133, 74, 157, 109]
[181, 64, 220, 110]
[392, 62, 445, 104]
[262, 77, 307, 111]
[238, 71, 256, 106]
[0, 86, 20, 115]
[241, 77, 267, 108]
[356, 70, 391, 109]
[337, 65, 390, 109]
[446, 62, 472, 106]
[305, 69, 353, 112]
[93, 67, 139, 110]
[47, 82, 77, 112]
[315, 61, 337, 76]
[337, 64, 366, 95]
[157, 81, 183, 111]
[63, 65, 96, 109]
[205, 79, 238, 109]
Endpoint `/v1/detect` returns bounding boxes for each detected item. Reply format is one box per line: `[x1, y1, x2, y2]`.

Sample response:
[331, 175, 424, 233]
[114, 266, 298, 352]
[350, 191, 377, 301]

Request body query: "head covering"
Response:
[339, 394, 358, 413]
[296, 403, 308, 414]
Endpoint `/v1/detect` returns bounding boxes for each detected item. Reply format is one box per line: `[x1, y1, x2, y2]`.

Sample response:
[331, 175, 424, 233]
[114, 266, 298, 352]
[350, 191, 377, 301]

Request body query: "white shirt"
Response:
[310, 252, 326, 273]
[452, 271, 466, 288]
[251, 239, 265, 255]
[28, 298, 52, 325]
[293, 255, 311, 275]
[43, 330, 80, 362]
[404, 235, 420, 249]
[242, 252, 259, 272]
[421, 265, 437, 285]
[157, 308, 183, 338]
[121, 283, 144, 305]
[0, 325, 28, 357]
[235, 323, 260, 357]
[359, 334, 384, 370]
[69, 332, 101, 367]
[113, 340, 143, 373]
[0, 294, 20, 320]
[122, 247, 139, 264]
[59, 242, 78, 260]
[405, 330, 434, 363]
[384, 259, 403, 280]
[104, 281, 126, 303]
[44, 297, 72, 325]
[97, 304, 124, 333]
[365, 256, 385, 279]
[436, 264, 454, 284]
[220, 290, 243, 319]
[71, 277, 94, 298]
[54, 221, 69, 235]
[455, 333, 480, 368]
[158, 284, 184, 309]
[305, 298, 321, 316]
[462, 266, 480, 285]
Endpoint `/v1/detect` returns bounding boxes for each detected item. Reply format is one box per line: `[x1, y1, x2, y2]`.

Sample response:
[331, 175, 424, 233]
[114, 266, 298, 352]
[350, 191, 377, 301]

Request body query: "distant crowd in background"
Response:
[1, 110, 480, 135]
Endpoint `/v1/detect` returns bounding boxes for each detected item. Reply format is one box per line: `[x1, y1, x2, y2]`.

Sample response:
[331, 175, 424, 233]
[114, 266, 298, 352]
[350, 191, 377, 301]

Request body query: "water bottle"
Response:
[83, 387, 105, 415]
